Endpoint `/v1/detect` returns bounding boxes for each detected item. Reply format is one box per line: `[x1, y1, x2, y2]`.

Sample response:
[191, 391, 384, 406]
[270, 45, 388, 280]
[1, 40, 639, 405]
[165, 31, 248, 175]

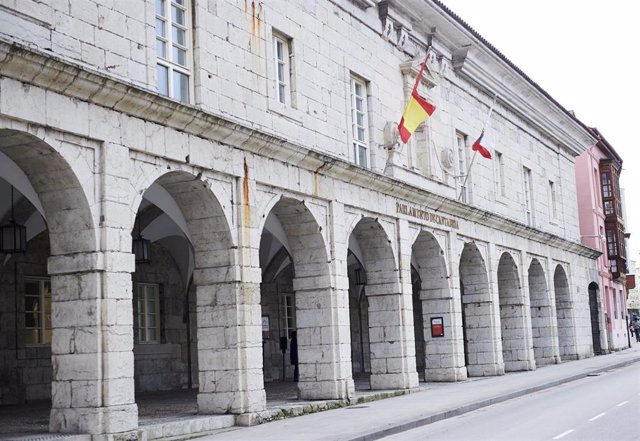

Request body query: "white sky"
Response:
[441, 0, 640, 262]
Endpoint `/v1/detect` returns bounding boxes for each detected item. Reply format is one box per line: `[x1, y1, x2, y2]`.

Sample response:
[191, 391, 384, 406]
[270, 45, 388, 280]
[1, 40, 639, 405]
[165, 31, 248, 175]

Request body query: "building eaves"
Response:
[431, 0, 594, 136]
[588, 127, 623, 166]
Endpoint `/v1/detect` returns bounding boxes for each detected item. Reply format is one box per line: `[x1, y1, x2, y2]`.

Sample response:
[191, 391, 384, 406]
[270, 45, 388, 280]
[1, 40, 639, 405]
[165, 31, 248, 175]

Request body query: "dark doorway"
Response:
[411, 267, 425, 379]
[588, 283, 602, 355]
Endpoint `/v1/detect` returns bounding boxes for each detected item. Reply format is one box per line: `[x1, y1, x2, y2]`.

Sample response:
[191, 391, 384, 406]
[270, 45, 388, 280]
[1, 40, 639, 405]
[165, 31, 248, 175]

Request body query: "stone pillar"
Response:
[366, 286, 415, 390]
[497, 253, 535, 372]
[197, 161, 265, 414]
[324, 200, 355, 400]
[195, 273, 265, 414]
[293, 274, 353, 399]
[48, 252, 138, 435]
[420, 289, 467, 381]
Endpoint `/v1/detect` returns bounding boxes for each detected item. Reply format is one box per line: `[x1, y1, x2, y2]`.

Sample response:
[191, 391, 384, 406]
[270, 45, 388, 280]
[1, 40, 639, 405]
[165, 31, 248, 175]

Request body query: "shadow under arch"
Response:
[348, 249, 369, 376]
[588, 281, 603, 355]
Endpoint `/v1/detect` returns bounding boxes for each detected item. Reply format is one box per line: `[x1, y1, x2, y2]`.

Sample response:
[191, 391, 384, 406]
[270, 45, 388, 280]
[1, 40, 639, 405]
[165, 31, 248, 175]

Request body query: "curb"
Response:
[348, 355, 640, 441]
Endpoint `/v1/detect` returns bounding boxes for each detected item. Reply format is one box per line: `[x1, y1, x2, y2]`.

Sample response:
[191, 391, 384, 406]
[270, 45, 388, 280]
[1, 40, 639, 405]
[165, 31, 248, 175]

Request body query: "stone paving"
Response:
[0, 375, 381, 440]
[3, 348, 639, 441]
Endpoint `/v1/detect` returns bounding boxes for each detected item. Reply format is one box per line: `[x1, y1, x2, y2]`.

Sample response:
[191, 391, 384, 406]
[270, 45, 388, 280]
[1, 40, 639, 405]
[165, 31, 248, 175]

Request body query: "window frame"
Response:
[350, 76, 369, 168]
[494, 150, 506, 199]
[155, 0, 192, 103]
[135, 283, 162, 344]
[548, 180, 557, 220]
[23, 277, 51, 346]
[456, 131, 469, 203]
[523, 166, 534, 226]
[281, 293, 296, 338]
[273, 34, 292, 106]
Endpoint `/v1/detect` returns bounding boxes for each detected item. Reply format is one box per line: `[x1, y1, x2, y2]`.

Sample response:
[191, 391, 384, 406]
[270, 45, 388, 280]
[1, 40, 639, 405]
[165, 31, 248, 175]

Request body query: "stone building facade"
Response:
[0, 0, 602, 438]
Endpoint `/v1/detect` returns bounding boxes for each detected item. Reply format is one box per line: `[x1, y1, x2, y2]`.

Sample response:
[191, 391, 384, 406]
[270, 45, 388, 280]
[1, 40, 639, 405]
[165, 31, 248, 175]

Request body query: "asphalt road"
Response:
[381, 363, 640, 441]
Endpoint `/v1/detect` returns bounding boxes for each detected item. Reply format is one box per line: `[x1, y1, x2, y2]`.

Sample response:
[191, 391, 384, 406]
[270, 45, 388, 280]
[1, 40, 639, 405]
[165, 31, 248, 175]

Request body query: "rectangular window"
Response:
[351, 77, 369, 167]
[549, 180, 557, 219]
[156, 0, 191, 103]
[282, 294, 295, 337]
[495, 151, 505, 197]
[606, 228, 618, 256]
[600, 171, 612, 198]
[613, 286, 618, 319]
[457, 132, 468, 203]
[135, 283, 161, 344]
[594, 168, 601, 207]
[24, 277, 51, 345]
[604, 200, 614, 215]
[274, 35, 290, 105]
[523, 167, 533, 226]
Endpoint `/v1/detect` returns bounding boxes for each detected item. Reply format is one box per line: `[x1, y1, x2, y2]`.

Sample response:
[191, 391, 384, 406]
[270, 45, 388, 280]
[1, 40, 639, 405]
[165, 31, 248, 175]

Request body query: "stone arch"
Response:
[134, 171, 252, 415]
[412, 231, 463, 381]
[349, 217, 415, 390]
[528, 258, 557, 366]
[554, 264, 577, 360]
[0, 129, 95, 254]
[588, 282, 603, 355]
[260, 196, 349, 400]
[459, 242, 501, 377]
[0, 129, 126, 435]
[497, 252, 533, 372]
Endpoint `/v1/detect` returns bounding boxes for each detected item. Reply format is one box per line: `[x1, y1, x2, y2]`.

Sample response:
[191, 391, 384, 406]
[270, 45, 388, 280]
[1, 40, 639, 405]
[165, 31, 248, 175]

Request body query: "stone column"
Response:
[366, 287, 417, 390]
[195, 273, 265, 414]
[197, 162, 265, 415]
[420, 291, 468, 381]
[322, 200, 355, 400]
[48, 251, 138, 436]
[293, 274, 353, 400]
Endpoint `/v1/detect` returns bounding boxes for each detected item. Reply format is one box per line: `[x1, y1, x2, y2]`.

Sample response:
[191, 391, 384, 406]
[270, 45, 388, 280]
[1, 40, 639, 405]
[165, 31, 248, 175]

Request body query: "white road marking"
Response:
[616, 401, 629, 407]
[589, 412, 606, 421]
[553, 429, 574, 439]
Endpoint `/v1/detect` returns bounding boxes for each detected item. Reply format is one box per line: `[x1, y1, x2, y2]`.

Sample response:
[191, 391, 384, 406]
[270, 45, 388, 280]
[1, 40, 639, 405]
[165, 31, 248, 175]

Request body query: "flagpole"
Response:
[457, 94, 498, 201]
[394, 44, 433, 146]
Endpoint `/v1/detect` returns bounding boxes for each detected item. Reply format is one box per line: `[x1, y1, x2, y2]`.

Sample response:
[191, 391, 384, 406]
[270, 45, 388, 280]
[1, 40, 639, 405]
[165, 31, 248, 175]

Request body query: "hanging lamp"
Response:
[0, 185, 27, 254]
[132, 216, 151, 264]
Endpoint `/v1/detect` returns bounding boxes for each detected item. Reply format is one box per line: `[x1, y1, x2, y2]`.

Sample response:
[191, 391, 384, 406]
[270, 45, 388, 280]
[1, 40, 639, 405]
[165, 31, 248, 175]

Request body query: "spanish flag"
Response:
[398, 89, 436, 143]
[398, 49, 436, 144]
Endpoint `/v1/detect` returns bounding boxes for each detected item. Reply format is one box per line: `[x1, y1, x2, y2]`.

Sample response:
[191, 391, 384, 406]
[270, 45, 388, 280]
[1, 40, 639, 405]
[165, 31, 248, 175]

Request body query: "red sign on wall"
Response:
[431, 317, 444, 338]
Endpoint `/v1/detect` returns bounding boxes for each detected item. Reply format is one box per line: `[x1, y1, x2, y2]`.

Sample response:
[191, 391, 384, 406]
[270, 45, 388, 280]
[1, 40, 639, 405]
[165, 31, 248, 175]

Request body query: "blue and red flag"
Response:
[472, 130, 491, 159]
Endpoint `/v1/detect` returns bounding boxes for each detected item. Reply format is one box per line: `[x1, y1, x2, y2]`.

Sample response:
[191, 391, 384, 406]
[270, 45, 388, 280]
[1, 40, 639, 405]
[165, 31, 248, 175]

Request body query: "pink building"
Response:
[576, 128, 630, 352]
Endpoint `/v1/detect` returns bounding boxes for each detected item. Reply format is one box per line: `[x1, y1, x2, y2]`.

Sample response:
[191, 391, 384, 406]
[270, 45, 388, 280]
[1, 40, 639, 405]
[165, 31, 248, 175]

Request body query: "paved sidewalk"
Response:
[195, 346, 640, 441]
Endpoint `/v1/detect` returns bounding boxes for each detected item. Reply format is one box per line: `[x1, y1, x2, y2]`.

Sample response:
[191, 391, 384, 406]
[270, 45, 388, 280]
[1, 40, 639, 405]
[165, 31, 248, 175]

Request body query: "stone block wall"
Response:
[132, 242, 193, 393]
[0, 1, 588, 251]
